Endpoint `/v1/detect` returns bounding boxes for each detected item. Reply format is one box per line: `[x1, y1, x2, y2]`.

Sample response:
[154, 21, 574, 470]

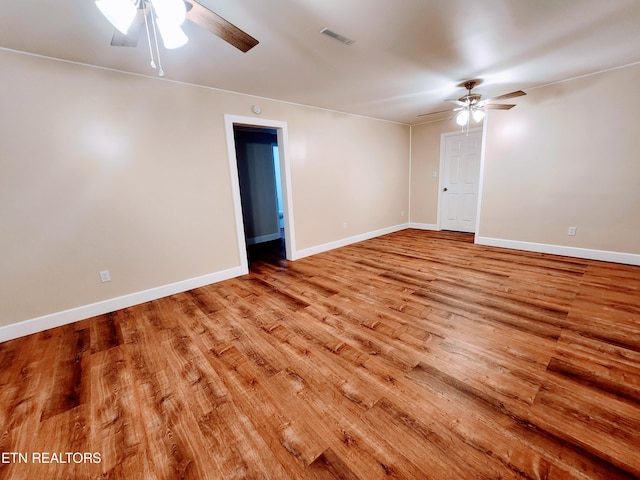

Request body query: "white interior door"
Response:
[440, 130, 482, 233]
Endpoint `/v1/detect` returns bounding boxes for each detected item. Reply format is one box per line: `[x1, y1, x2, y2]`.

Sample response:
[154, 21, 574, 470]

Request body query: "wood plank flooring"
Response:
[1, 229, 639, 479]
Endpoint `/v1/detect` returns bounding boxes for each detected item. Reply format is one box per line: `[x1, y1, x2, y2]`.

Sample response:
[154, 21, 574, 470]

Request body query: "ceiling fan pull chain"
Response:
[142, 1, 157, 69]
[148, 2, 165, 76]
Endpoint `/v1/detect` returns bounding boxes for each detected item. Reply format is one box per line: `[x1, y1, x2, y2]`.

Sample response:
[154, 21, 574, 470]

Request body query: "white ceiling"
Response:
[1, 0, 639, 125]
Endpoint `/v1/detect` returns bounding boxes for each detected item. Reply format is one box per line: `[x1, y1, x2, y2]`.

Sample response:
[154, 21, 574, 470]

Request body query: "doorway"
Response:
[234, 126, 285, 266]
[438, 129, 482, 233]
[224, 115, 295, 274]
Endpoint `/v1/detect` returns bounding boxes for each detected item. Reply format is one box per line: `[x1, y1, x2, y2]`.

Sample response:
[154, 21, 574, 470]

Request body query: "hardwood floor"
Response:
[1, 229, 639, 479]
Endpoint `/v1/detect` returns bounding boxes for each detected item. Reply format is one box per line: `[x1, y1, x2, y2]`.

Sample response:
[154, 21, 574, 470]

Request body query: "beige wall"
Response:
[288, 109, 410, 248]
[409, 117, 460, 225]
[0, 49, 409, 326]
[479, 63, 640, 255]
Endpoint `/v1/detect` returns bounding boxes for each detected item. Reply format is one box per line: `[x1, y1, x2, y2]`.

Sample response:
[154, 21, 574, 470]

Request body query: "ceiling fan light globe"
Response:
[456, 109, 470, 126]
[150, 0, 186, 25]
[472, 109, 485, 122]
[157, 17, 189, 49]
[95, 0, 137, 34]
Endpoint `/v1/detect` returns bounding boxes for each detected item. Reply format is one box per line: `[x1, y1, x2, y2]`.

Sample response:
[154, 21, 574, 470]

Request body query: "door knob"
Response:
[443, 187, 448, 192]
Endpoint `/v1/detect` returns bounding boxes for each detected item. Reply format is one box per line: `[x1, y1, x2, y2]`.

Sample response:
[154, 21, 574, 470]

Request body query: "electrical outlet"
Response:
[342, 222, 348, 229]
[568, 227, 577, 236]
[99, 270, 111, 283]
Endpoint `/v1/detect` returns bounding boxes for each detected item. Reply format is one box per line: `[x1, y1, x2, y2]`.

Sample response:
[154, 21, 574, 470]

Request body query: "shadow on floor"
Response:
[247, 232, 286, 268]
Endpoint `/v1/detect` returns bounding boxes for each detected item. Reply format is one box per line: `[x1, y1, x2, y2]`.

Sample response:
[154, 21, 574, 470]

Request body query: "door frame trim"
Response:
[437, 127, 483, 233]
[475, 118, 489, 238]
[224, 114, 296, 273]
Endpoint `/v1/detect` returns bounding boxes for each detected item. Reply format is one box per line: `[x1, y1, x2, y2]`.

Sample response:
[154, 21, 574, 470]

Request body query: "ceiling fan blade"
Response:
[482, 103, 516, 110]
[186, 1, 259, 52]
[417, 108, 455, 117]
[445, 99, 466, 106]
[482, 90, 526, 104]
[110, 8, 145, 47]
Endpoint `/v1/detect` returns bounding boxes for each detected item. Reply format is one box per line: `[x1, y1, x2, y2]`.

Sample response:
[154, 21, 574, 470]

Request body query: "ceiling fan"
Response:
[418, 80, 526, 126]
[96, 0, 258, 74]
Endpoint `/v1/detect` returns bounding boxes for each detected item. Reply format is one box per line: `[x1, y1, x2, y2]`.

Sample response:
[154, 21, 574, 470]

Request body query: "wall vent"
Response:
[320, 27, 355, 45]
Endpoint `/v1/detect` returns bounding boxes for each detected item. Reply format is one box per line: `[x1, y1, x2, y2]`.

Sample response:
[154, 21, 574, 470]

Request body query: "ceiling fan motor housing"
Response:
[417, 78, 524, 118]
[460, 93, 482, 105]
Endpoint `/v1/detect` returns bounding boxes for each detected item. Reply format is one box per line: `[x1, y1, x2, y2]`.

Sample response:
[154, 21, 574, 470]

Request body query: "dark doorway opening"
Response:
[233, 126, 286, 268]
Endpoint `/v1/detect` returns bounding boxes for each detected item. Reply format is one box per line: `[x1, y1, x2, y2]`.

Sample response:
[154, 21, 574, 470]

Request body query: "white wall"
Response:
[478, 63, 640, 262]
[0, 49, 410, 335]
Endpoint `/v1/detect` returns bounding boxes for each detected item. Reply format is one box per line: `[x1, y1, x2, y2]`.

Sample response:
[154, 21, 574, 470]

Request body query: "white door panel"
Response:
[440, 130, 482, 233]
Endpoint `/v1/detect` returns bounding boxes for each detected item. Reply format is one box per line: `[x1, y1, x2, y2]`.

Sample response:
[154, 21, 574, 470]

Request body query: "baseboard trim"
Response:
[0, 266, 245, 343]
[293, 223, 409, 260]
[475, 236, 640, 266]
[408, 222, 439, 231]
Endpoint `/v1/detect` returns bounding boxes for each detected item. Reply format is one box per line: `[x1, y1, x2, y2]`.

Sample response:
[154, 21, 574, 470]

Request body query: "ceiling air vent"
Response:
[320, 27, 355, 45]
